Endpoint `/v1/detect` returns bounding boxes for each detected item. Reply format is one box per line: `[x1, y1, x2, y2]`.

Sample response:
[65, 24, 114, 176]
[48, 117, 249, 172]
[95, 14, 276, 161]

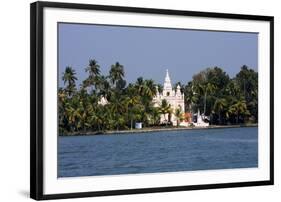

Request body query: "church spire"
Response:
[164, 69, 172, 87]
[163, 69, 173, 95]
[165, 69, 171, 83]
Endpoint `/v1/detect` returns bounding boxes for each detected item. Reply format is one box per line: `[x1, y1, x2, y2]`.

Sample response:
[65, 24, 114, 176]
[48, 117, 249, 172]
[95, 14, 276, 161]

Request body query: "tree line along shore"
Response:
[59, 59, 258, 135]
[61, 124, 258, 137]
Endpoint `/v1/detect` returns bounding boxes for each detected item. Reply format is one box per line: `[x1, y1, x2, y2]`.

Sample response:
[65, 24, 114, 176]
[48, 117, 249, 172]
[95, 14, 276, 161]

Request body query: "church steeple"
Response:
[165, 69, 171, 83]
[164, 69, 172, 90]
[163, 69, 173, 96]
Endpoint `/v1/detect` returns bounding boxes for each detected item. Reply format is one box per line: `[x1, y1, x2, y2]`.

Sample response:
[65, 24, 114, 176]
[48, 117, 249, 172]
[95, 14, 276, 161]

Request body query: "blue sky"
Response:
[58, 23, 258, 87]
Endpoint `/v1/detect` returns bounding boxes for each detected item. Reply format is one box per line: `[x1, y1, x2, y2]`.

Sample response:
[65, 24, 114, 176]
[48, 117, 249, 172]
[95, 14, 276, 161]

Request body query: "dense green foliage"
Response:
[59, 60, 258, 134]
[184, 65, 258, 125]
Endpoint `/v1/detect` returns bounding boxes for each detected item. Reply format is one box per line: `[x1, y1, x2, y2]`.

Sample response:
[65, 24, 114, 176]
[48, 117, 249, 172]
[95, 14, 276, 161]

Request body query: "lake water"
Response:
[58, 127, 258, 177]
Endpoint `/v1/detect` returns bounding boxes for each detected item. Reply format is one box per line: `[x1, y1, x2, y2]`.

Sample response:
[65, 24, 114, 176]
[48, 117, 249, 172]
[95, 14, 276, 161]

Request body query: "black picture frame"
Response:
[30, 1, 274, 200]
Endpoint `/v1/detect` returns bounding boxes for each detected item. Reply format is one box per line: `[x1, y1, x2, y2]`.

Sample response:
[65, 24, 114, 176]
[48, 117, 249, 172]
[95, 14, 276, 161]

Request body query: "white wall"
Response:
[0, 0, 279, 201]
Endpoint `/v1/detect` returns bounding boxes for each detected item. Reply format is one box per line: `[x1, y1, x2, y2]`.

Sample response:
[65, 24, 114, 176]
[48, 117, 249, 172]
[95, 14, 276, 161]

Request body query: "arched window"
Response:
[166, 92, 170, 96]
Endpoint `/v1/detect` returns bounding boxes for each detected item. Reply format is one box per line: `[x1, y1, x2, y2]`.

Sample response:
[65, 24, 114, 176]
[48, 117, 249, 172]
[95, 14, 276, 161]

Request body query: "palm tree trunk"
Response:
[130, 119, 133, 130]
[244, 78, 246, 99]
[164, 113, 168, 126]
[204, 91, 207, 115]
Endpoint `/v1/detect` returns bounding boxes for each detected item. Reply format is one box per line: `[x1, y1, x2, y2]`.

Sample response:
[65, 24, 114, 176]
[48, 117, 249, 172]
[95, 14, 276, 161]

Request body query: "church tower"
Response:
[163, 69, 174, 97]
[152, 69, 185, 126]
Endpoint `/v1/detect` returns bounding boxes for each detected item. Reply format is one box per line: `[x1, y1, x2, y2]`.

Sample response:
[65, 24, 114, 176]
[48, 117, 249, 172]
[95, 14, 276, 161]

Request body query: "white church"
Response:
[152, 69, 209, 127]
[99, 69, 209, 127]
[152, 70, 185, 126]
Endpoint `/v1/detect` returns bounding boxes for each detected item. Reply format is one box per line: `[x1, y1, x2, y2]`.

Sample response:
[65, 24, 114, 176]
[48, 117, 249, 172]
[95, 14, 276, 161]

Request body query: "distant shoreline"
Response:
[59, 123, 258, 137]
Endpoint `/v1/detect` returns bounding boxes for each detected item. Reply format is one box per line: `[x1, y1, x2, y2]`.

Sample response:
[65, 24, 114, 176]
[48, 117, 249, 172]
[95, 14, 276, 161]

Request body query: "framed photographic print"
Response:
[30, 1, 274, 200]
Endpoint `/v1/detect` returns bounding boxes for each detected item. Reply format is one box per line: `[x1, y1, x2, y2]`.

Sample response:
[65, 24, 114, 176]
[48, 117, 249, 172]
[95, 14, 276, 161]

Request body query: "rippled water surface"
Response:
[58, 127, 258, 177]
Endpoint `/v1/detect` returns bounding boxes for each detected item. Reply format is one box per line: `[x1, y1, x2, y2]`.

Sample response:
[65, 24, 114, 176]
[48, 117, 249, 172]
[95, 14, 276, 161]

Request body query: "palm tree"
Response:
[159, 99, 171, 125]
[86, 59, 100, 76]
[64, 95, 83, 132]
[134, 78, 157, 126]
[174, 107, 184, 127]
[150, 107, 160, 126]
[193, 81, 216, 116]
[108, 93, 127, 130]
[144, 79, 157, 98]
[109, 62, 124, 85]
[84, 59, 101, 92]
[94, 107, 105, 131]
[213, 98, 227, 124]
[58, 87, 67, 133]
[64, 104, 75, 132]
[136, 77, 155, 98]
[125, 94, 141, 130]
[228, 99, 249, 124]
[203, 83, 216, 115]
[225, 80, 241, 98]
[135, 77, 145, 95]
[62, 66, 77, 97]
[98, 75, 111, 100]
[184, 83, 198, 112]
